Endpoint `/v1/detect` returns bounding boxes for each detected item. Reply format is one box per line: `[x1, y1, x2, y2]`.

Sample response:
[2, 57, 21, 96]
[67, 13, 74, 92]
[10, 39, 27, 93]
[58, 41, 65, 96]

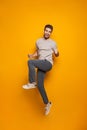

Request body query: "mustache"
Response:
[44, 34, 50, 37]
[44, 35, 50, 39]
[44, 34, 49, 37]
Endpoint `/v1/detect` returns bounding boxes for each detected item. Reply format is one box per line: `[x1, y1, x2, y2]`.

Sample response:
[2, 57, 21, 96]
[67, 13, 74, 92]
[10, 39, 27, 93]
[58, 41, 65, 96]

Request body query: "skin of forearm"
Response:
[55, 52, 59, 57]
[32, 51, 38, 57]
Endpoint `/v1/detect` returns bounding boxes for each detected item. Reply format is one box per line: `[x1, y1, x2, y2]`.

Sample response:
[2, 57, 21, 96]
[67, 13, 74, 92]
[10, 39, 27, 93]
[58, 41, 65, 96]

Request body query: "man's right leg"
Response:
[22, 60, 37, 89]
[28, 59, 52, 83]
[22, 59, 52, 89]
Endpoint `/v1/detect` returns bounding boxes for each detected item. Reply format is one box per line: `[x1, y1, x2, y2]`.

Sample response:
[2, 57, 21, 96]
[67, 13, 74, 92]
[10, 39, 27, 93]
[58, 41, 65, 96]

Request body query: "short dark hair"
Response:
[44, 24, 53, 32]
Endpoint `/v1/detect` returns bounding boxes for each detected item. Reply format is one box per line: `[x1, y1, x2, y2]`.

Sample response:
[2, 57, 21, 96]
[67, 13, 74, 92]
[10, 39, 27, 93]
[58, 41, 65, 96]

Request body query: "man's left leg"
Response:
[37, 69, 48, 104]
[37, 69, 52, 115]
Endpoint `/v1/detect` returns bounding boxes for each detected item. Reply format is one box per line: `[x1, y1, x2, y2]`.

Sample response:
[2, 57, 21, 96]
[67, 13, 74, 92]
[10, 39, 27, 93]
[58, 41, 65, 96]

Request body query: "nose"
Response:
[46, 31, 50, 34]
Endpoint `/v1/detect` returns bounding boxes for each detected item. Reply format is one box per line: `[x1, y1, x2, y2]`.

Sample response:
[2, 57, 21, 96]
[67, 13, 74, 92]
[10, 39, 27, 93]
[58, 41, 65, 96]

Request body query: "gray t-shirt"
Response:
[36, 38, 58, 65]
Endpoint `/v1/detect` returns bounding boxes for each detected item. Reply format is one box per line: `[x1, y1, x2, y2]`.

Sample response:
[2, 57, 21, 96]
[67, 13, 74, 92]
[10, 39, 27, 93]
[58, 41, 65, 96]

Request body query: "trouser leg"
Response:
[28, 59, 52, 83]
[37, 69, 48, 104]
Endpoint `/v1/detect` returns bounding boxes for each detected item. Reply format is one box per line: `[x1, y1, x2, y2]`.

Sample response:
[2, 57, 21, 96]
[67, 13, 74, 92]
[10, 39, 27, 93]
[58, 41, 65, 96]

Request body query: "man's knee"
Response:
[28, 60, 33, 65]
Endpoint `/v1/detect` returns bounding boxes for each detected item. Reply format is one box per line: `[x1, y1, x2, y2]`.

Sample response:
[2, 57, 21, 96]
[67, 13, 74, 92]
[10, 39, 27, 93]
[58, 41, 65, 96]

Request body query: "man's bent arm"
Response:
[28, 50, 38, 58]
[55, 51, 59, 57]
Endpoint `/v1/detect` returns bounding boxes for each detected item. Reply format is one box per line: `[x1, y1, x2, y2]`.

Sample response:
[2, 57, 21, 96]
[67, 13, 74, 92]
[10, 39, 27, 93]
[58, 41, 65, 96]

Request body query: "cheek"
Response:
[44, 31, 47, 34]
[44, 32, 50, 35]
[48, 33, 51, 36]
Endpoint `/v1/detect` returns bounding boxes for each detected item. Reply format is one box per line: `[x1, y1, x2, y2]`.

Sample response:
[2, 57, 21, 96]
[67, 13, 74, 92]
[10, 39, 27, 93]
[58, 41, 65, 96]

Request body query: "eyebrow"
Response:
[45, 29, 51, 33]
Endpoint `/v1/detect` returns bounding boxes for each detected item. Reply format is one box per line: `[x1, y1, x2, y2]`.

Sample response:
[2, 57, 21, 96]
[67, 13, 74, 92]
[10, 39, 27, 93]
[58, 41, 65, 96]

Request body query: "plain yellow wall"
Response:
[0, 0, 87, 130]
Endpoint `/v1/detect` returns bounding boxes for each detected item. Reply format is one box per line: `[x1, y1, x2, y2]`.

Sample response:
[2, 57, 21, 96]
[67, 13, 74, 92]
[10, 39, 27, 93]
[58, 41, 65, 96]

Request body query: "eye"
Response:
[45, 30, 48, 32]
[49, 31, 51, 33]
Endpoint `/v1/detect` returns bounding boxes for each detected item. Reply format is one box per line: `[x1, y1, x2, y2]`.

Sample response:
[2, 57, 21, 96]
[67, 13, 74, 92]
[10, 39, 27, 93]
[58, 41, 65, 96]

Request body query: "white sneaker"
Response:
[22, 83, 36, 89]
[45, 102, 52, 115]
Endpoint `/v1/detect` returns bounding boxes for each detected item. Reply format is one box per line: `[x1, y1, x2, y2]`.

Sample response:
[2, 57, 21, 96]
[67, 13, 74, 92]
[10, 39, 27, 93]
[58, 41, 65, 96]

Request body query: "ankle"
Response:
[29, 82, 36, 85]
[32, 82, 36, 85]
[46, 102, 51, 105]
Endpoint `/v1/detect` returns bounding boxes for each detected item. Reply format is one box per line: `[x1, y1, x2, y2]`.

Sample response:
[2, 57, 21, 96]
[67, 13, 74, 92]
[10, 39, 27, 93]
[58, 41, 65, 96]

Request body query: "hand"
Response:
[28, 54, 33, 59]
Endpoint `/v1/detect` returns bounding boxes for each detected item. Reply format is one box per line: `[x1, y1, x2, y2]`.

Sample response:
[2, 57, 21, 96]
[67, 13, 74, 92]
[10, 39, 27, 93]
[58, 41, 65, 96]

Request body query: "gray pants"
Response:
[28, 59, 52, 104]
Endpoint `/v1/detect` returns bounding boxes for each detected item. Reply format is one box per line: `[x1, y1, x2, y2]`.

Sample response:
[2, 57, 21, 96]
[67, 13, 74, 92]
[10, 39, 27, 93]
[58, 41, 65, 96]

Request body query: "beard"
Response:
[44, 34, 50, 39]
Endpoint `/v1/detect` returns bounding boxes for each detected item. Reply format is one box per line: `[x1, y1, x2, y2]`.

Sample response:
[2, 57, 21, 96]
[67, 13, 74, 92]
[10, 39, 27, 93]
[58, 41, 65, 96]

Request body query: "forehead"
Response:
[45, 27, 52, 32]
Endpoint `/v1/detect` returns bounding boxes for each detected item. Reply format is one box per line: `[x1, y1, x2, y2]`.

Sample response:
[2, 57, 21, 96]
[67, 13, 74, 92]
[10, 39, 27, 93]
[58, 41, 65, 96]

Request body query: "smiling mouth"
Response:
[45, 34, 49, 37]
[44, 34, 50, 39]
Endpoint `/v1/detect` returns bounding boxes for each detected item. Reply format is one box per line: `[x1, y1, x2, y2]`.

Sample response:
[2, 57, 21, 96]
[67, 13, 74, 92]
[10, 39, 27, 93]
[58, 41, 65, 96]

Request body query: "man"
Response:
[22, 24, 59, 115]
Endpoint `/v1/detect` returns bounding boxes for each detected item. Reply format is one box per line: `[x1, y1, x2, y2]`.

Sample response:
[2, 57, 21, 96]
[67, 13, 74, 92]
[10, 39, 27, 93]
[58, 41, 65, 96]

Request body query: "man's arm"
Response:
[28, 50, 38, 59]
[52, 47, 59, 58]
[52, 51, 59, 60]
[54, 51, 59, 57]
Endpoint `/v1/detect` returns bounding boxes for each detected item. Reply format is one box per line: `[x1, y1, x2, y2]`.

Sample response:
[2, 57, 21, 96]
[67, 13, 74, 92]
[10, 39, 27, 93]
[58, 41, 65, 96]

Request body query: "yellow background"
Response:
[0, 0, 87, 130]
